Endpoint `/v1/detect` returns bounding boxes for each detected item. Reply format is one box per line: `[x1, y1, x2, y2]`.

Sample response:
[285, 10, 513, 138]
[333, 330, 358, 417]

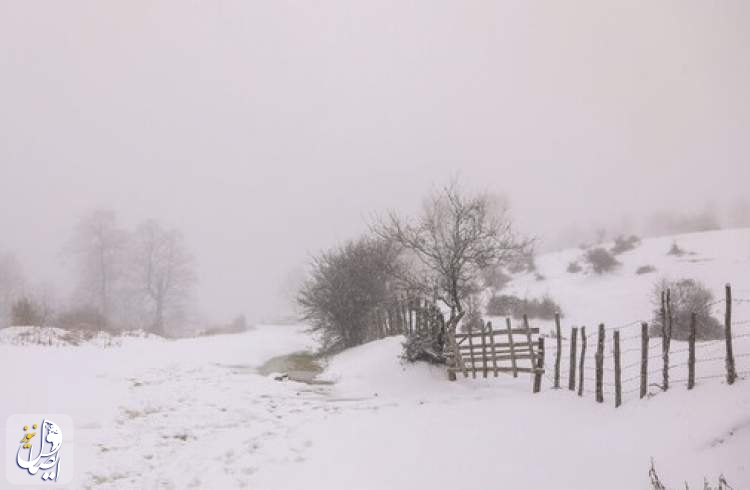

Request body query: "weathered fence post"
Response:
[595, 324, 605, 403]
[725, 283, 737, 385]
[568, 327, 578, 391]
[481, 323, 488, 378]
[554, 313, 562, 389]
[468, 322, 476, 379]
[533, 337, 545, 393]
[688, 312, 696, 390]
[661, 290, 671, 391]
[640, 322, 649, 399]
[523, 315, 536, 389]
[506, 318, 518, 378]
[578, 326, 586, 397]
[614, 330, 622, 408]
[488, 322, 498, 377]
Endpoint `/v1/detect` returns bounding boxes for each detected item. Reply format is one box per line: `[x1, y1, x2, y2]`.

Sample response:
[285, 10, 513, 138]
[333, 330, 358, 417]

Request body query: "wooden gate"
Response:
[446, 318, 545, 391]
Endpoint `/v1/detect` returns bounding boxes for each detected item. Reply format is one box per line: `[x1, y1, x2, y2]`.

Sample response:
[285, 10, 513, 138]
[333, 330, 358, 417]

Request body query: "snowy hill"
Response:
[0, 229, 748, 489]
[503, 227, 750, 331]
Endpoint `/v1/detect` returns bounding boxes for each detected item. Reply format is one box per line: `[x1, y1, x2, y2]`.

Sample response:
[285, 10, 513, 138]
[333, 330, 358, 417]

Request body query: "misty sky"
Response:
[1, 1, 749, 322]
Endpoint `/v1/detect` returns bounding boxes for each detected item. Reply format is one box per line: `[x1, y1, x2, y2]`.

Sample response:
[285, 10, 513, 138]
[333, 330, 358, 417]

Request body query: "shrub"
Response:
[611, 235, 641, 255]
[667, 241, 686, 256]
[11, 298, 42, 326]
[57, 306, 108, 332]
[584, 248, 620, 274]
[485, 295, 520, 317]
[485, 294, 562, 320]
[636, 265, 657, 275]
[649, 278, 723, 340]
[566, 261, 582, 273]
[298, 235, 403, 352]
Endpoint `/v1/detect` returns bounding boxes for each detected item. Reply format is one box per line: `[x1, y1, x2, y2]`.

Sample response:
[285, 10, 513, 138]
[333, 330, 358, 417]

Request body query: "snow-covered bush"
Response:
[584, 247, 620, 274]
[649, 278, 723, 340]
[566, 261, 582, 273]
[636, 265, 657, 275]
[610, 234, 640, 255]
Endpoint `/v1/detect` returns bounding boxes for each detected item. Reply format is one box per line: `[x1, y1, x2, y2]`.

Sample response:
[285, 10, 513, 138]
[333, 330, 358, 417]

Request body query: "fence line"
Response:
[538, 283, 748, 408]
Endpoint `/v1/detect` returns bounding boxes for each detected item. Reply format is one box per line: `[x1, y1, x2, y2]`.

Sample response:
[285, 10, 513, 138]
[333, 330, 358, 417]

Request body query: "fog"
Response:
[1, 1, 748, 324]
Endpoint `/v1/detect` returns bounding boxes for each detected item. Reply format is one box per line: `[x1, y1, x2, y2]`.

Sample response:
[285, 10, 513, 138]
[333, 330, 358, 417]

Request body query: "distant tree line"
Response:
[0, 209, 197, 336]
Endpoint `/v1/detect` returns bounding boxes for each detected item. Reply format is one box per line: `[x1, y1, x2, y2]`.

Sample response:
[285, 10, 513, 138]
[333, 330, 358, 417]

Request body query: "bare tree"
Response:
[66, 209, 127, 326]
[375, 183, 528, 338]
[128, 220, 196, 335]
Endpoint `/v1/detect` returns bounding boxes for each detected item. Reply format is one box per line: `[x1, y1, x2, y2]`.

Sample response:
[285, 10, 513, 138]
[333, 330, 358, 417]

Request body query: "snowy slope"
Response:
[262, 336, 750, 490]
[503, 227, 750, 331]
[0, 229, 748, 489]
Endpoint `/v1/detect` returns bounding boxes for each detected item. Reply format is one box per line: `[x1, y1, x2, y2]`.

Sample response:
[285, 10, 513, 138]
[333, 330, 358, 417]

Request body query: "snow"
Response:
[1, 229, 749, 489]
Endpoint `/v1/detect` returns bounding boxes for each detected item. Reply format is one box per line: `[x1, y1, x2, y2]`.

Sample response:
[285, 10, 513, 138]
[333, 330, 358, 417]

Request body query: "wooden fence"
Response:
[364, 297, 445, 342]
[445, 317, 545, 389]
[540, 283, 750, 407]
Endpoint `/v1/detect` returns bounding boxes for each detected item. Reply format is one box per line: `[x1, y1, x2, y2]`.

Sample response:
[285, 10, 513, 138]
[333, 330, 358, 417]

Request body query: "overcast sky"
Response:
[1, 1, 748, 322]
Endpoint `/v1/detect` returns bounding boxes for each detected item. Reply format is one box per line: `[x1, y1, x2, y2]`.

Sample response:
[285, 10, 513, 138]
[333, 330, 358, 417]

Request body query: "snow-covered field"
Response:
[1, 229, 749, 489]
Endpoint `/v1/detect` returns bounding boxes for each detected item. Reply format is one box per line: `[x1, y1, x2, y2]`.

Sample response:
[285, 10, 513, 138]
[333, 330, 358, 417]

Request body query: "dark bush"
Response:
[584, 248, 620, 274]
[649, 278, 723, 340]
[485, 295, 520, 317]
[57, 306, 108, 332]
[298, 235, 403, 352]
[486, 294, 562, 320]
[636, 265, 657, 275]
[566, 261, 582, 273]
[611, 235, 641, 255]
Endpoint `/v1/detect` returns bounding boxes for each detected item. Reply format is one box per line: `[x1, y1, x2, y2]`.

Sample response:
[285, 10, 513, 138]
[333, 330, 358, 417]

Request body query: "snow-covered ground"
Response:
[1, 228, 749, 489]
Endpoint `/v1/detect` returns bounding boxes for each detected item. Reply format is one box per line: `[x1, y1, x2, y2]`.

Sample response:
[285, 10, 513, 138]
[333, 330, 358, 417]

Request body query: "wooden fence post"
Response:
[725, 284, 737, 385]
[661, 290, 671, 391]
[554, 313, 562, 389]
[568, 327, 578, 391]
[481, 323, 488, 378]
[506, 318, 518, 378]
[488, 321, 498, 377]
[614, 330, 622, 408]
[468, 322, 476, 379]
[640, 322, 649, 399]
[595, 324, 605, 403]
[523, 315, 536, 390]
[578, 327, 586, 397]
[688, 312, 696, 390]
[533, 337, 545, 393]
